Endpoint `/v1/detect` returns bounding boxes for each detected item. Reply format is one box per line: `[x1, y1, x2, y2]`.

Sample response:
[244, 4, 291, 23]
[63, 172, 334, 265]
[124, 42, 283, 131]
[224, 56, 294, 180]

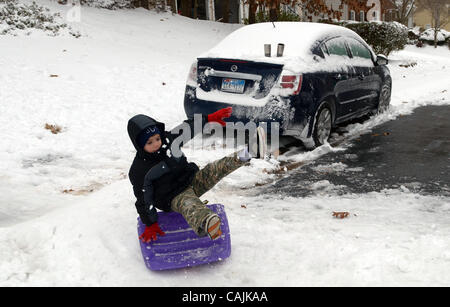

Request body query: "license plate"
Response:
[221, 78, 245, 93]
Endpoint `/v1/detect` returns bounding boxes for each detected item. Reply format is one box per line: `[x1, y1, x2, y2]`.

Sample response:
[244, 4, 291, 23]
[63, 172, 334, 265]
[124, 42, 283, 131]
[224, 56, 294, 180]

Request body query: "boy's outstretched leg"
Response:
[172, 152, 250, 240]
[192, 126, 267, 197]
[173, 127, 267, 239]
[171, 186, 222, 239]
[192, 153, 247, 198]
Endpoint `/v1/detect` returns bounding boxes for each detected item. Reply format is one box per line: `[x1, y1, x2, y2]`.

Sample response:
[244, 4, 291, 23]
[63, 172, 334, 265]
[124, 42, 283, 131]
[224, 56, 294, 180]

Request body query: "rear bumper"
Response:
[184, 85, 313, 140]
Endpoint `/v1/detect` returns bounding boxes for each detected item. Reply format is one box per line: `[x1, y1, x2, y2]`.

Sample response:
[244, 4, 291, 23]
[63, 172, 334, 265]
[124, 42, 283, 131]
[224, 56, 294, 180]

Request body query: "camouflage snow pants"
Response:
[170, 152, 247, 236]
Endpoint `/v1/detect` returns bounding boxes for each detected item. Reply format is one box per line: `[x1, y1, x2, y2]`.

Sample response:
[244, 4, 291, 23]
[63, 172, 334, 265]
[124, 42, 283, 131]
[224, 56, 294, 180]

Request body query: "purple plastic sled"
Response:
[137, 204, 231, 271]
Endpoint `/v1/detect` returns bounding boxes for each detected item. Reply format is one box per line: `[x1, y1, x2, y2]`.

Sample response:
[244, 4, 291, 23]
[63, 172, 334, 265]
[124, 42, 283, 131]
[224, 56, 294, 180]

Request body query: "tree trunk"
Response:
[193, 0, 198, 19]
[222, 0, 230, 23]
[269, 1, 279, 22]
[434, 26, 438, 48]
[180, 0, 192, 18]
[169, 0, 176, 13]
[433, 8, 440, 48]
[248, 0, 257, 24]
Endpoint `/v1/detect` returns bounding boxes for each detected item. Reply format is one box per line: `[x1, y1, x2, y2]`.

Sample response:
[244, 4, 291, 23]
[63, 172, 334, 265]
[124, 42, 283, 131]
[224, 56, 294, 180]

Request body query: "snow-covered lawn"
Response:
[0, 1, 449, 286]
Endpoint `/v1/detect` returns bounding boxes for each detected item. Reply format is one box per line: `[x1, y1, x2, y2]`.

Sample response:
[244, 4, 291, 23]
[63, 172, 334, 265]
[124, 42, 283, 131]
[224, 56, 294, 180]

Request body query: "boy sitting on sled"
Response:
[127, 107, 266, 242]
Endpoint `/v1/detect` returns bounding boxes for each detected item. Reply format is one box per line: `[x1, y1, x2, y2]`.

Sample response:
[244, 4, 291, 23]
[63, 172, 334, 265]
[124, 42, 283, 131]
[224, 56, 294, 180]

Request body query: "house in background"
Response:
[412, 5, 450, 31]
[167, 0, 243, 22]
[172, 0, 403, 25]
[291, 0, 402, 24]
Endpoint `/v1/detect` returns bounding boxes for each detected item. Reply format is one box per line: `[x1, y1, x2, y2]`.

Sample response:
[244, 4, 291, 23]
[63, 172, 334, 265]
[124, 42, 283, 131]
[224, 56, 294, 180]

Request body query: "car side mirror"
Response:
[376, 54, 388, 65]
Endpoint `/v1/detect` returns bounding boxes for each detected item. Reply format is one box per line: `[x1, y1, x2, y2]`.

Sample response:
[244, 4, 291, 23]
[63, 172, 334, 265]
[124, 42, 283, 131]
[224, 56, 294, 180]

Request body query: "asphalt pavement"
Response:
[263, 105, 450, 197]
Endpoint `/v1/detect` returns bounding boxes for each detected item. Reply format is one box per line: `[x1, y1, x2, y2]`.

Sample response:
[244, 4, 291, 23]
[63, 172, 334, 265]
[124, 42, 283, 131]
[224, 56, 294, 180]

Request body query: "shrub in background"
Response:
[318, 19, 408, 56]
[419, 28, 450, 46]
[57, 0, 133, 9]
[0, 0, 80, 37]
[79, 0, 133, 9]
[345, 21, 408, 56]
[0, 0, 66, 35]
[244, 8, 300, 24]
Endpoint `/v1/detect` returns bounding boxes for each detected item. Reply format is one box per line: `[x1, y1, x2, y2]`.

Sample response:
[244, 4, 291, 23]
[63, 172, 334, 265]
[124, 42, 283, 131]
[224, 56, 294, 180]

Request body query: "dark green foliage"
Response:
[346, 22, 408, 55]
[319, 19, 408, 56]
[0, 0, 71, 36]
[244, 8, 300, 24]
[78, 0, 134, 10]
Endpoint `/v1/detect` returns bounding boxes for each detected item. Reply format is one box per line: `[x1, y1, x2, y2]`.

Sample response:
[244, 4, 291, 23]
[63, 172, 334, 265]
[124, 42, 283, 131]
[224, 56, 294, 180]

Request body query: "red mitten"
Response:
[139, 222, 165, 243]
[207, 107, 232, 126]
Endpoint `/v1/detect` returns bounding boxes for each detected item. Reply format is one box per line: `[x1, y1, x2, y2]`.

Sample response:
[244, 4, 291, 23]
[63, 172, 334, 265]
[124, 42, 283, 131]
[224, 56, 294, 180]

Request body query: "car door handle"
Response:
[358, 73, 365, 80]
[334, 74, 343, 80]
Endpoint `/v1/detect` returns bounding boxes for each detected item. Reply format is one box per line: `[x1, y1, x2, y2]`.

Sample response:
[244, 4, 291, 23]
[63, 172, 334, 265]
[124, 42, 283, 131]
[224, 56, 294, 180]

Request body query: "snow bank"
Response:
[420, 28, 450, 42]
[3, 179, 450, 286]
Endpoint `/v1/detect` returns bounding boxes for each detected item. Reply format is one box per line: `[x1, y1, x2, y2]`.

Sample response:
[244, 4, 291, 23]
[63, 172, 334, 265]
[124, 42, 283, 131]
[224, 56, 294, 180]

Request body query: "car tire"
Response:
[312, 104, 333, 147]
[377, 81, 391, 114]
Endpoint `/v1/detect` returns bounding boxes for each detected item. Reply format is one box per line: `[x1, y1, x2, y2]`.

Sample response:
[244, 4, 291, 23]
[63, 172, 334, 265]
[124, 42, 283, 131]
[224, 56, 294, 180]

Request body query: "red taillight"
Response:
[280, 74, 303, 95]
[282, 76, 296, 82]
[280, 83, 294, 89]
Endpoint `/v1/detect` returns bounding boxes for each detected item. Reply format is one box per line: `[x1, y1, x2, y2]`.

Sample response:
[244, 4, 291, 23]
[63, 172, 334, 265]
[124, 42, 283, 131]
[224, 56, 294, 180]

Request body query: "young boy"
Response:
[127, 108, 266, 242]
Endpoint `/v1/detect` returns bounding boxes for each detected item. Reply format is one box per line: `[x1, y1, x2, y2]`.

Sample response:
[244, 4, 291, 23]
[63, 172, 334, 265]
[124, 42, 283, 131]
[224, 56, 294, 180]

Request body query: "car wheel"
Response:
[312, 104, 332, 147]
[377, 81, 391, 114]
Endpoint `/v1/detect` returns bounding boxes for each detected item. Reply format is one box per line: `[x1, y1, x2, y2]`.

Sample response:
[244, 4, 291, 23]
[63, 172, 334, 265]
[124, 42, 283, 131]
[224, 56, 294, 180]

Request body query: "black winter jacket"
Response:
[127, 114, 207, 226]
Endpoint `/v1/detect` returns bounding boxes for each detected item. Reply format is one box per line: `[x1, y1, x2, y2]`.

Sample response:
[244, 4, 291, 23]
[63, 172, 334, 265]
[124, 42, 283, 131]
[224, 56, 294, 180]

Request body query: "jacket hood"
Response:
[127, 114, 166, 153]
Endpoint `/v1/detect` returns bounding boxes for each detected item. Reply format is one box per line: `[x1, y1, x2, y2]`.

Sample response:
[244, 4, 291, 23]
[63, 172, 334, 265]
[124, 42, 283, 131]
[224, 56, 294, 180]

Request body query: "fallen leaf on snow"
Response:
[332, 211, 350, 219]
[44, 123, 62, 134]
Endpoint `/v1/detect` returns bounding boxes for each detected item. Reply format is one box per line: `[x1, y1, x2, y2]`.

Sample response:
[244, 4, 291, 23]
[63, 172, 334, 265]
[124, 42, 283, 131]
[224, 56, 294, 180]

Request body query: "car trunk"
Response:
[197, 58, 283, 100]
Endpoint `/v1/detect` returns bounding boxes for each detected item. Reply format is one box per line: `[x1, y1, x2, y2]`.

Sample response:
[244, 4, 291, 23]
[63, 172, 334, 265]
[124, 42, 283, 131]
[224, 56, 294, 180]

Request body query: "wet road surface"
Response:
[263, 105, 450, 197]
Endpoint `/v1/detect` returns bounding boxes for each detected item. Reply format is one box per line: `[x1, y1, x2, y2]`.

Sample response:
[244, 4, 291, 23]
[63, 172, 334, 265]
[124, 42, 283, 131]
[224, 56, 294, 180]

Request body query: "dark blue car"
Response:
[184, 22, 391, 148]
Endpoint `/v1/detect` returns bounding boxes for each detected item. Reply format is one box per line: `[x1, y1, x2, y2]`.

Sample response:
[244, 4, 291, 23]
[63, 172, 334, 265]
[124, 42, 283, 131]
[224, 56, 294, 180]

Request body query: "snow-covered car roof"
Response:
[200, 22, 363, 62]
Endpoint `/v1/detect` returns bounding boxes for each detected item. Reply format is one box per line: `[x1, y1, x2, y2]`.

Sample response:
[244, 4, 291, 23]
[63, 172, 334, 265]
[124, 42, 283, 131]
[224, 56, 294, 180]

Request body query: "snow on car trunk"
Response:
[195, 58, 284, 106]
